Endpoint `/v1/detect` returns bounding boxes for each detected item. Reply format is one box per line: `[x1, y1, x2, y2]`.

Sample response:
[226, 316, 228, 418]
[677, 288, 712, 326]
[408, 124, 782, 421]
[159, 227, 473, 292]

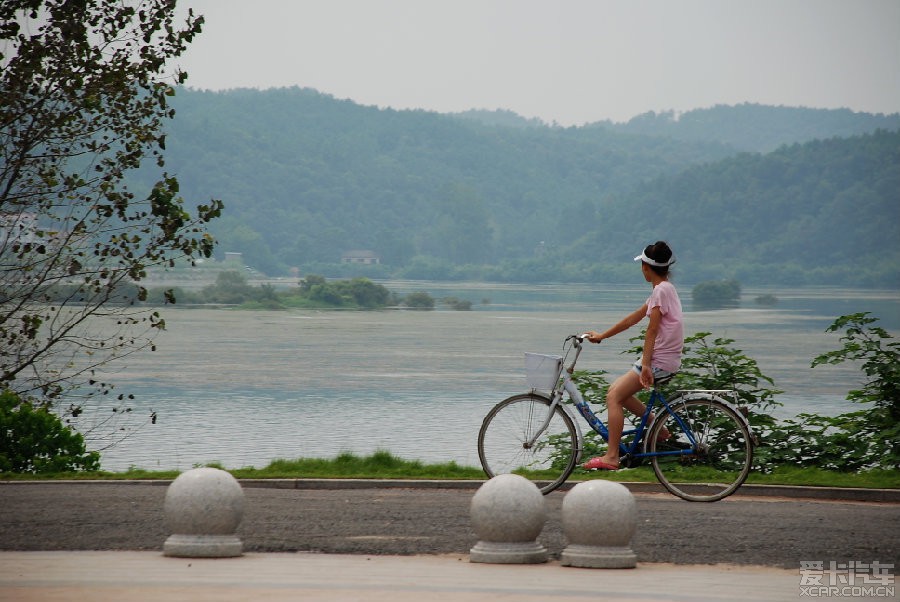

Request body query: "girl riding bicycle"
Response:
[583, 241, 683, 471]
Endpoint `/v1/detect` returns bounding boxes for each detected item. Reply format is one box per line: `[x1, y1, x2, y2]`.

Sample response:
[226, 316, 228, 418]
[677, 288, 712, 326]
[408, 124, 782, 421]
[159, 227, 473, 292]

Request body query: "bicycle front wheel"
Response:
[478, 393, 578, 494]
[648, 397, 753, 502]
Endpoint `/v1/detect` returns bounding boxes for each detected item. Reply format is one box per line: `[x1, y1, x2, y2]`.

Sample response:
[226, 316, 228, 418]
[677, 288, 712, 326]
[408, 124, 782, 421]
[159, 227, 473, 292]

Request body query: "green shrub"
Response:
[295, 275, 391, 308]
[692, 279, 741, 309]
[775, 313, 900, 470]
[0, 390, 100, 473]
[403, 291, 435, 310]
[441, 296, 473, 310]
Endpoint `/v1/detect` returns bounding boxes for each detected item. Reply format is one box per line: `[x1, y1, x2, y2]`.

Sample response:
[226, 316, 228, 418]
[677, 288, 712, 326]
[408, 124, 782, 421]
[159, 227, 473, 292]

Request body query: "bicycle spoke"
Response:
[478, 393, 577, 494]
[649, 398, 753, 502]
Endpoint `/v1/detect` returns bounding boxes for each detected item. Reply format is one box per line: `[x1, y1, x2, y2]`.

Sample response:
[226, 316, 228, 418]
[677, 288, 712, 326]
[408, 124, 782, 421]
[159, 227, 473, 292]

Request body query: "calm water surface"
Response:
[79, 283, 899, 471]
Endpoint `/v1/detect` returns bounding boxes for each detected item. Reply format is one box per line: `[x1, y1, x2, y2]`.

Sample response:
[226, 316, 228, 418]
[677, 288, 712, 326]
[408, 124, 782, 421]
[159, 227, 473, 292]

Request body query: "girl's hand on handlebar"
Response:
[583, 330, 602, 343]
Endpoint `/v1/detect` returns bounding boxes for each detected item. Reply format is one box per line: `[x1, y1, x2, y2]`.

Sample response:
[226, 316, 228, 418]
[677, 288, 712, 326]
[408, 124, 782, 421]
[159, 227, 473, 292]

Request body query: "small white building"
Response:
[341, 250, 380, 265]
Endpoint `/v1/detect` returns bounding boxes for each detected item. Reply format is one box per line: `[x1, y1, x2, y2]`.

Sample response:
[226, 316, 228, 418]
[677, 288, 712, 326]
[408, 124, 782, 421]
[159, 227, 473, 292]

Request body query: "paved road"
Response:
[1, 482, 898, 570]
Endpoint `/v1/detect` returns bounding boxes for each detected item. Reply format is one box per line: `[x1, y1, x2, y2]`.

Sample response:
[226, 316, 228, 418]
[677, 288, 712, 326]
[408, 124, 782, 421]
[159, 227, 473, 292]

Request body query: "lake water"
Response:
[76, 282, 900, 472]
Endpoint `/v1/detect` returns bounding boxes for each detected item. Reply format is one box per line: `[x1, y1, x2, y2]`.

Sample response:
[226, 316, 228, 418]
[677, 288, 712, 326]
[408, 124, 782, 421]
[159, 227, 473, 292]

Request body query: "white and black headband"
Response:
[634, 251, 675, 267]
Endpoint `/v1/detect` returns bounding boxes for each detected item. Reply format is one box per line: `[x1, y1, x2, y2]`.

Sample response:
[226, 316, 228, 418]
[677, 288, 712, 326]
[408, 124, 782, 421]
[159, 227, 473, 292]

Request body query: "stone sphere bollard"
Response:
[163, 467, 244, 558]
[469, 474, 548, 564]
[560, 480, 637, 568]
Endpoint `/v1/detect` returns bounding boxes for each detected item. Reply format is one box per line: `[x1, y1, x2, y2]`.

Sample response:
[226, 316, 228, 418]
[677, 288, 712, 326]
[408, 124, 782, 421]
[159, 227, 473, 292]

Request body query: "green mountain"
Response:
[570, 129, 900, 286]
[601, 104, 900, 153]
[152, 87, 899, 286]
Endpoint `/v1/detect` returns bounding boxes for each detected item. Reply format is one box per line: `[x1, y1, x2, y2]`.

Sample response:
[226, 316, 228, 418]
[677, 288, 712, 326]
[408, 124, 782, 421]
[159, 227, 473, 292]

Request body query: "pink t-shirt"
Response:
[645, 281, 683, 373]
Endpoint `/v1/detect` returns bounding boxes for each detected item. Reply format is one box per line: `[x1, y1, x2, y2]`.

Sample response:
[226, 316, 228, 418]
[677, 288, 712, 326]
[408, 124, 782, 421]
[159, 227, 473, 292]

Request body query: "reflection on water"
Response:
[81, 282, 898, 471]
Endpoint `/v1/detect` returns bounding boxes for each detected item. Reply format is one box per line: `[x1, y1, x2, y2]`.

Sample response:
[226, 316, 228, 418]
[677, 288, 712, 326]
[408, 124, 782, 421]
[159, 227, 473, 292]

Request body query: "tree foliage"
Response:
[812, 313, 900, 415]
[200, 269, 257, 304]
[301, 275, 392, 308]
[672, 332, 782, 414]
[402, 291, 435, 310]
[0, 389, 100, 473]
[1, 1, 222, 405]
[757, 313, 900, 471]
[691, 279, 742, 309]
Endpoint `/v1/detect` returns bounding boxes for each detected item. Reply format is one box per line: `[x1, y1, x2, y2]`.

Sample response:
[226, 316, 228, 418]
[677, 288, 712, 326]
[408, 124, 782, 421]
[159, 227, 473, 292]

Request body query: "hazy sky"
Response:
[173, 0, 900, 125]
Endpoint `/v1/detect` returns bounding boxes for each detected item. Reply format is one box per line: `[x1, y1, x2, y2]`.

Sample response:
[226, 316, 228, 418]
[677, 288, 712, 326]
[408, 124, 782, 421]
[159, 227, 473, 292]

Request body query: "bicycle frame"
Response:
[549, 372, 699, 464]
[527, 336, 703, 465]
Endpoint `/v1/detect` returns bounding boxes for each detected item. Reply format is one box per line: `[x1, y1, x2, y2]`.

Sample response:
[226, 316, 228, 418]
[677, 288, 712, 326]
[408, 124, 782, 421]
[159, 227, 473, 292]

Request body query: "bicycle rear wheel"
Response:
[648, 397, 753, 502]
[478, 393, 578, 494]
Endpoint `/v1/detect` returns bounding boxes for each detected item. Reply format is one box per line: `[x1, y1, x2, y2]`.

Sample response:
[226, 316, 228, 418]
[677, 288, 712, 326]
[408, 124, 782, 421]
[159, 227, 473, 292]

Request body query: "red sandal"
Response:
[582, 457, 619, 471]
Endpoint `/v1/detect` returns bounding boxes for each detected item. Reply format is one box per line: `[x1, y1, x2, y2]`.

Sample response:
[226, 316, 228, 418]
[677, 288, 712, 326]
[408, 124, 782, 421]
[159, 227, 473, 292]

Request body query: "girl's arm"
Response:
[586, 304, 648, 342]
[639, 306, 663, 387]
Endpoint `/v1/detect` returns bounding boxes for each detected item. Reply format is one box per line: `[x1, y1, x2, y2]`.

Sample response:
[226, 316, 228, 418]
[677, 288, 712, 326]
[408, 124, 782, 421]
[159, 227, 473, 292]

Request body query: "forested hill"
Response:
[456, 104, 900, 153]
[569, 129, 900, 286]
[599, 104, 900, 153]
[155, 87, 899, 286]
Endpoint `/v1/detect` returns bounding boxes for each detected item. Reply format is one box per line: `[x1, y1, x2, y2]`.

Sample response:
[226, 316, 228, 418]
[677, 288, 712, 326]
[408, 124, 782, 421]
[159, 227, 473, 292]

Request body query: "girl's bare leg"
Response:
[595, 371, 643, 467]
[585, 371, 671, 469]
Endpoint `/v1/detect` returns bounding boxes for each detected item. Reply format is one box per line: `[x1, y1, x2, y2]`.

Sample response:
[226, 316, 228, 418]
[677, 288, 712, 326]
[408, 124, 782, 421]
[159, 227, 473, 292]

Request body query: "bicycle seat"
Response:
[654, 372, 678, 387]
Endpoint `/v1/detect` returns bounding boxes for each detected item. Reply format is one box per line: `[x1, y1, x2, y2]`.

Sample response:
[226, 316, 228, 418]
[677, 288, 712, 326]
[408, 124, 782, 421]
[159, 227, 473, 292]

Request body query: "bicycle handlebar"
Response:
[563, 334, 594, 372]
[566, 333, 594, 346]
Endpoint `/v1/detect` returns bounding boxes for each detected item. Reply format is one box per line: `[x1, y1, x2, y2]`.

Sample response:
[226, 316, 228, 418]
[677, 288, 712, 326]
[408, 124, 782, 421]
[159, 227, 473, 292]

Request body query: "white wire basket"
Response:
[524, 352, 563, 391]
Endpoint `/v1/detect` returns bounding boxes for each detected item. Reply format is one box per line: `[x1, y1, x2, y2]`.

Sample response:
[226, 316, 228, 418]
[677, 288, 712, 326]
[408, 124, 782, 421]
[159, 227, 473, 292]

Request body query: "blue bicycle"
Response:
[477, 334, 755, 501]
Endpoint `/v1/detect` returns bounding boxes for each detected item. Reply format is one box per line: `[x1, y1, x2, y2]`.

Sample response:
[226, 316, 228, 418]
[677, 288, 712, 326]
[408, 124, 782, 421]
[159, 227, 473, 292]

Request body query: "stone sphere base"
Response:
[163, 533, 243, 558]
[470, 541, 549, 564]
[560, 543, 637, 569]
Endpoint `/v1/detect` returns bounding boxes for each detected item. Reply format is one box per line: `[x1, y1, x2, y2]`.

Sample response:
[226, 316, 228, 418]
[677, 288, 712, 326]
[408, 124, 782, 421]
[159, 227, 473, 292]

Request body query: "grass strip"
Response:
[2, 450, 898, 489]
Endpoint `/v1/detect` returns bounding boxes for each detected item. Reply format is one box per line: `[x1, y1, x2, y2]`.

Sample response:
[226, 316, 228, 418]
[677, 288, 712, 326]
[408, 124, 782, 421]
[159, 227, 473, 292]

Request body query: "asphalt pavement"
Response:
[1, 479, 898, 602]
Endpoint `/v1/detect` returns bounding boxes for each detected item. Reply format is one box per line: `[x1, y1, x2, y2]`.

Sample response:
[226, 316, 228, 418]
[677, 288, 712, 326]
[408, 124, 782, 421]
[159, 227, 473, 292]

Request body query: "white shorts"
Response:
[632, 360, 675, 380]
